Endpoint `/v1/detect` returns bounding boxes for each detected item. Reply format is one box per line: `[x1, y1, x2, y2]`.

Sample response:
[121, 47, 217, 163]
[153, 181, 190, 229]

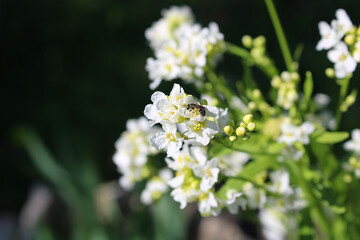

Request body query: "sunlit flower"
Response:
[316, 21, 338, 51]
[224, 189, 247, 214]
[198, 191, 221, 216]
[218, 151, 250, 177]
[193, 158, 220, 191]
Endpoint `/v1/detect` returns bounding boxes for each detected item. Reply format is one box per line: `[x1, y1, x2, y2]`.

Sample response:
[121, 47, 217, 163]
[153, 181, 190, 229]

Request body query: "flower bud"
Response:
[242, 134, 250, 141]
[242, 35, 253, 48]
[280, 71, 291, 82]
[236, 126, 246, 137]
[253, 35, 266, 47]
[229, 135, 237, 142]
[243, 114, 253, 124]
[200, 99, 208, 105]
[325, 68, 335, 78]
[345, 34, 355, 46]
[224, 126, 234, 136]
[271, 76, 282, 88]
[248, 101, 256, 110]
[247, 122, 256, 131]
[290, 72, 300, 82]
[253, 89, 262, 99]
[239, 122, 247, 128]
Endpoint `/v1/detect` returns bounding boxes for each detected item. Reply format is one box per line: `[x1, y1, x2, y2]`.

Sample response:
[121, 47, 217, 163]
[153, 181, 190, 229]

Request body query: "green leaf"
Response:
[313, 131, 349, 144]
[303, 71, 313, 109]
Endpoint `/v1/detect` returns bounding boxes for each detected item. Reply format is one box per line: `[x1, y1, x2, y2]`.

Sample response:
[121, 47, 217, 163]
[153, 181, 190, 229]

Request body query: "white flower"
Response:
[113, 117, 160, 190]
[277, 123, 299, 146]
[259, 208, 287, 240]
[314, 93, 331, 109]
[198, 191, 221, 216]
[243, 182, 266, 209]
[218, 152, 250, 177]
[140, 169, 173, 205]
[278, 121, 314, 147]
[328, 42, 357, 78]
[193, 158, 220, 191]
[224, 189, 247, 214]
[149, 122, 183, 157]
[316, 21, 338, 51]
[184, 119, 220, 145]
[145, 6, 194, 50]
[268, 170, 293, 195]
[145, 7, 224, 88]
[170, 186, 199, 209]
[344, 129, 360, 155]
[332, 9, 353, 38]
[298, 121, 315, 144]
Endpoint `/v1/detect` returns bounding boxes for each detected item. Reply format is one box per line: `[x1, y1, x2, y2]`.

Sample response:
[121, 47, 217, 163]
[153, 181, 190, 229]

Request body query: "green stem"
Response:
[335, 77, 350, 130]
[264, 0, 294, 72]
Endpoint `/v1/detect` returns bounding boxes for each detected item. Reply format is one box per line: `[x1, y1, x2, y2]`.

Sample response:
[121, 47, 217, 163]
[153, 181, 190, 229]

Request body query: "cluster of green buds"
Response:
[247, 89, 276, 116]
[340, 89, 357, 112]
[271, 71, 300, 110]
[242, 35, 273, 67]
[344, 26, 360, 62]
[223, 114, 256, 142]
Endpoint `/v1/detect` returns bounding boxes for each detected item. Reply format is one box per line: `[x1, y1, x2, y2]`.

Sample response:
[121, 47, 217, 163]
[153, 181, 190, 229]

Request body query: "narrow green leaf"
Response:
[314, 131, 349, 144]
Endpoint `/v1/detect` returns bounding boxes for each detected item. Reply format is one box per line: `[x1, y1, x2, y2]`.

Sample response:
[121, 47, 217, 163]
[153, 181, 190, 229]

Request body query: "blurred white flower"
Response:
[140, 169, 173, 205]
[332, 9, 353, 37]
[344, 129, 360, 155]
[113, 117, 160, 190]
[198, 191, 221, 216]
[268, 169, 293, 195]
[224, 189, 247, 214]
[243, 182, 266, 209]
[314, 93, 331, 109]
[218, 151, 250, 177]
[328, 42, 357, 78]
[316, 21, 338, 51]
[259, 208, 287, 240]
[278, 121, 314, 146]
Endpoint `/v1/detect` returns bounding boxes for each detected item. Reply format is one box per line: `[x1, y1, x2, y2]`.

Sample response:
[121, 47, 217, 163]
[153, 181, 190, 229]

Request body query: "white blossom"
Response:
[328, 42, 357, 78]
[198, 191, 221, 216]
[224, 189, 247, 214]
[193, 158, 220, 191]
[140, 169, 173, 205]
[218, 152, 250, 177]
[113, 117, 160, 190]
[149, 122, 184, 157]
[316, 21, 338, 51]
[344, 129, 360, 155]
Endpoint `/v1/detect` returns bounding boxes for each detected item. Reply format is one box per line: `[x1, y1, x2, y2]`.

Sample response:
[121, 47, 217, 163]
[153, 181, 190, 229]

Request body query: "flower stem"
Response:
[264, 0, 294, 72]
[335, 77, 350, 130]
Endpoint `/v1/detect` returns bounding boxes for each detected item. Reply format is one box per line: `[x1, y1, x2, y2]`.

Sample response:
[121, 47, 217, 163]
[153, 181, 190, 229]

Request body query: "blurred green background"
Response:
[1, 0, 360, 239]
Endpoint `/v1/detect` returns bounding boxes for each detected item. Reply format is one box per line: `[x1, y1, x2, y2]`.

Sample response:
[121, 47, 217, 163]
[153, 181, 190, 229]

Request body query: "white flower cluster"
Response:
[278, 121, 315, 146]
[165, 145, 221, 216]
[306, 93, 336, 130]
[260, 169, 307, 240]
[271, 71, 300, 110]
[145, 6, 225, 89]
[144, 83, 229, 157]
[277, 120, 315, 161]
[113, 117, 160, 190]
[316, 9, 358, 78]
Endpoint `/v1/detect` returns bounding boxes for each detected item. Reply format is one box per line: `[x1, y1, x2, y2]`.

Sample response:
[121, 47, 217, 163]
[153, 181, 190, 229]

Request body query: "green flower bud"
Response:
[248, 101, 256, 110]
[345, 34, 355, 46]
[253, 35, 266, 47]
[325, 68, 335, 78]
[236, 126, 246, 137]
[247, 122, 256, 131]
[271, 76, 282, 88]
[200, 99, 208, 105]
[239, 122, 247, 128]
[224, 125, 234, 136]
[252, 89, 262, 99]
[242, 35, 253, 48]
[242, 134, 250, 141]
[243, 114, 254, 124]
[229, 135, 237, 142]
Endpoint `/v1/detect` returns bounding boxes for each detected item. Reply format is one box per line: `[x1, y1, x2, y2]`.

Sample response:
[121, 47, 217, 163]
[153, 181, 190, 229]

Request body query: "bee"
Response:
[186, 103, 207, 116]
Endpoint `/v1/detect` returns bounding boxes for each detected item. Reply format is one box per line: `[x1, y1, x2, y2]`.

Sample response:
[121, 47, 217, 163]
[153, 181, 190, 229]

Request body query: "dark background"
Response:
[1, 0, 360, 237]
